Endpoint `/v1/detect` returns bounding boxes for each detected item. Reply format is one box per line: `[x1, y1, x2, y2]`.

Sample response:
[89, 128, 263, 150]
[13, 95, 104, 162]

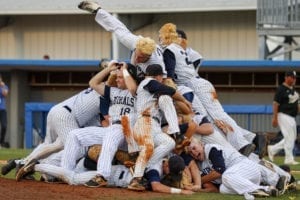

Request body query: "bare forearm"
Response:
[89, 67, 111, 89]
[272, 102, 279, 117]
[201, 170, 221, 184]
[189, 160, 201, 186]
[122, 68, 137, 95]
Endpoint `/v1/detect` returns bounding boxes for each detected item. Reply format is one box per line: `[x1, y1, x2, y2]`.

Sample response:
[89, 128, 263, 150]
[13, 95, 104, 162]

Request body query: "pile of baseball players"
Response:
[1, 1, 298, 199]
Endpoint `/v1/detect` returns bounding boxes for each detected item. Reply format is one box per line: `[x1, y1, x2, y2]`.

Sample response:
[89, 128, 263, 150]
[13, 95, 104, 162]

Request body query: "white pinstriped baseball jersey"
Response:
[165, 43, 197, 85]
[186, 47, 203, 72]
[186, 47, 203, 64]
[107, 86, 136, 123]
[67, 88, 101, 127]
[135, 78, 161, 119]
[204, 144, 245, 168]
[95, 9, 166, 77]
[202, 144, 272, 195]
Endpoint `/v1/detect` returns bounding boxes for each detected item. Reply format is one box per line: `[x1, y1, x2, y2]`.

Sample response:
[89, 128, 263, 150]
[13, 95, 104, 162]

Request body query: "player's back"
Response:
[72, 88, 101, 127]
[166, 43, 197, 85]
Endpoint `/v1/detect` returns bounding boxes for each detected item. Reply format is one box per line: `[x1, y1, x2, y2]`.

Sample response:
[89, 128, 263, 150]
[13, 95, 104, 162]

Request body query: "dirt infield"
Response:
[0, 177, 168, 200]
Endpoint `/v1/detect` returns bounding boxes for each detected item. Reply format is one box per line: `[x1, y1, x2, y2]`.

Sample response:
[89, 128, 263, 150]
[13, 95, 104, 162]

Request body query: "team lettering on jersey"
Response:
[288, 91, 299, 104]
[112, 96, 135, 107]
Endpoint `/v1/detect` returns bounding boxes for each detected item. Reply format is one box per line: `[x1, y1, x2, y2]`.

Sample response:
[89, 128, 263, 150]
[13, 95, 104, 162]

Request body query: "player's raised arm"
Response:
[89, 61, 118, 96]
[119, 62, 137, 96]
[78, 1, 139, 50]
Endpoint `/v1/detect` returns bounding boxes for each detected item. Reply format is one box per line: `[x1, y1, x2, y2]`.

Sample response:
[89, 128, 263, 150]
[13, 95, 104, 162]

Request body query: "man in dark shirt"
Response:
[268, 70, 300, 165]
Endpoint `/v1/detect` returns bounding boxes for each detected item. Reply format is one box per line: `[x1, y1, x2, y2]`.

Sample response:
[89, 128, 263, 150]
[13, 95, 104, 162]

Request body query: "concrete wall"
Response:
[0, 11, 258, 60]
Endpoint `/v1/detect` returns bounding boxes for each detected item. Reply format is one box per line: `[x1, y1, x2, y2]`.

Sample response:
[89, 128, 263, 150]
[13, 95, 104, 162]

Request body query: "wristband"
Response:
[123, 69, 130, 77]
[170, 188, 181, 194]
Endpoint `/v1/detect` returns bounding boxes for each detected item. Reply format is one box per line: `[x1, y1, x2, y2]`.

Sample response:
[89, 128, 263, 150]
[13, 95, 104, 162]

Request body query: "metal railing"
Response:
[257, 0, 300, 29]
[25, 103, 284, 148]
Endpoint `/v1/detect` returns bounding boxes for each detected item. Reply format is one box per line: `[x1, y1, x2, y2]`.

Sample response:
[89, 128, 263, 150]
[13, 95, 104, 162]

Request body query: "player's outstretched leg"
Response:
[78, 1, 101, 13]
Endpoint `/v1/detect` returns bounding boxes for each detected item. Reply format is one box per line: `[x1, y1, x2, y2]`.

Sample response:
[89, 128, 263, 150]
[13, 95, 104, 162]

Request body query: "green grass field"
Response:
[0, 149, 299, 200]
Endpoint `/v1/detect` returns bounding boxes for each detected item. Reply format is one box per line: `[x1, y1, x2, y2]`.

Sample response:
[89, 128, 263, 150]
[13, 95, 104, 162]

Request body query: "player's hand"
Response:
[214, 119, 233, 134]
[107, 60, 119, 71]
[191, 185, 202, 192]
[0, 81, 5, 87]
[119, 62, 127, 70]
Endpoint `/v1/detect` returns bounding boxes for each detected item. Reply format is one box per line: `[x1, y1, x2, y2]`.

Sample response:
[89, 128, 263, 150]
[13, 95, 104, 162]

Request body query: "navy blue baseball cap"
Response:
[146, 64, 164, 76]
[285, 70, 297, 78]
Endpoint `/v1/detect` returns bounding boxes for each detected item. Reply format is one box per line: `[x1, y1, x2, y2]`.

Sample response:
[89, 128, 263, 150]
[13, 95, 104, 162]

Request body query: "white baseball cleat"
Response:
[78, 1, 101, 13]
[284, 160, 299, 165]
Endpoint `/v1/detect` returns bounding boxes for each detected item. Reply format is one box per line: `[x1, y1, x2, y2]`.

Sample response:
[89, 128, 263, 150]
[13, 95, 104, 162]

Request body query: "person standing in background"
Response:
[0, 73, 9, 148]
[268, 70, 300, 165]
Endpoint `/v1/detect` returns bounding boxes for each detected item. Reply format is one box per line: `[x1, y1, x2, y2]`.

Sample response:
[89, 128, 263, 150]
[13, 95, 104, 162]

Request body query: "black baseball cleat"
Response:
[1, 159, 16, 175]
[84, 175, 107, 187]
[78, 1, 101, 14]
[276, 176, 289, 195]
[239, 143, 256, 157]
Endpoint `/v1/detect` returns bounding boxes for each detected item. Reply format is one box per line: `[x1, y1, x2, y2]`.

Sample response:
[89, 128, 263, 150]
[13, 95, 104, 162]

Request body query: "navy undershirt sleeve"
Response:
[99, 96, 110, 115]
[144, 169, 160, 190]
[99, 85, 111, 116]
[144, 80, 176, 96]
[183, 92, 194, 103]
[208, 147, 226, 174]
[163, 49, 176, 79]
[193, 59, 201, 69]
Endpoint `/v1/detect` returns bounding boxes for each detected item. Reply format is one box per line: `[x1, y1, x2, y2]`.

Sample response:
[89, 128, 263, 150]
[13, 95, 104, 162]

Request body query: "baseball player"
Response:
[58, 61, 138, 188]
[27, 150, 194, 195]
[187, 138, 279, 198]
[13, 86, 104, 181]
[268, 70, 300, 165]
[78, 1, 181, 136]
[175, 67, 291, 195]
[160, 25, 256, 155]
[78, 1, 165, 82]
[176, 29, 203, 73]
[128, 64, 192, 191]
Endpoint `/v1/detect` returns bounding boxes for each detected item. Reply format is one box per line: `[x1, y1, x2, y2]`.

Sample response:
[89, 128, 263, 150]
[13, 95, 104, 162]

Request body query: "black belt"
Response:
[63, 105, 72, 113]
[112, 120, 121, 125]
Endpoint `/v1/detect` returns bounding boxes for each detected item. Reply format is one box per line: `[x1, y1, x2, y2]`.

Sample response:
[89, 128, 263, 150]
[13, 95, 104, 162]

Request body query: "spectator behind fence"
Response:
[0, 73, 9, 148]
